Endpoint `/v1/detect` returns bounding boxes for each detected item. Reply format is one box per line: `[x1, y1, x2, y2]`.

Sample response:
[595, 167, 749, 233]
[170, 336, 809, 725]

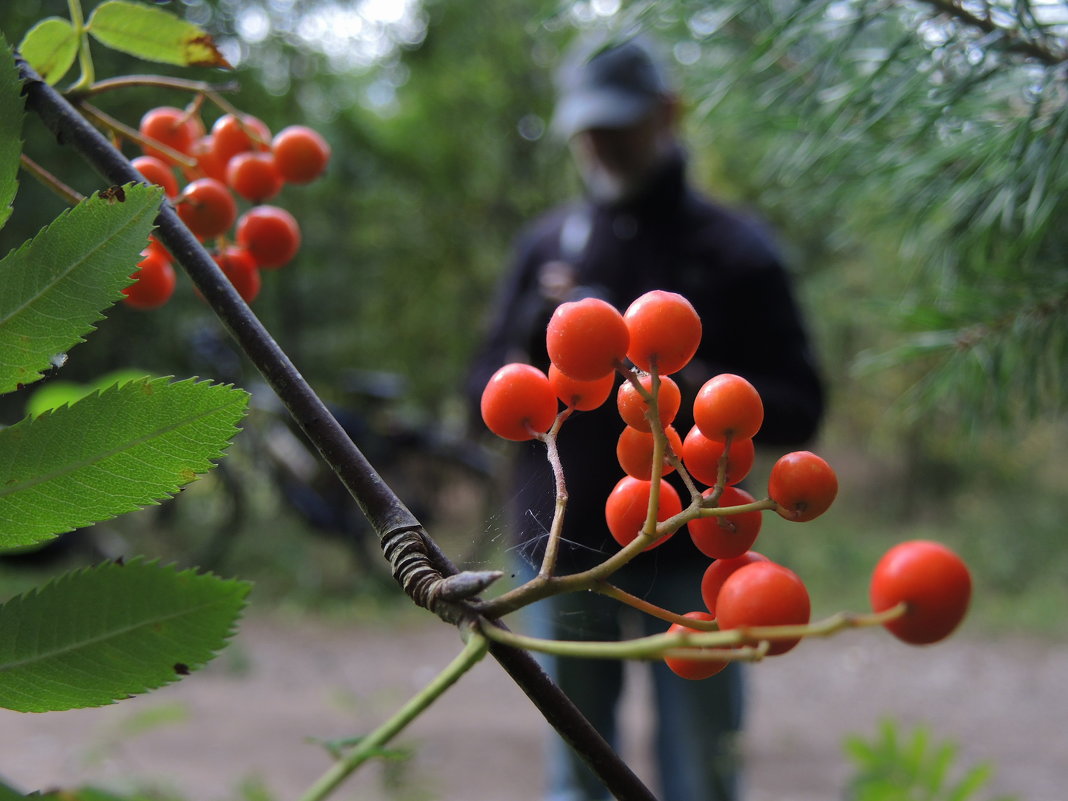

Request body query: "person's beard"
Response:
[575, 134, 675, 204]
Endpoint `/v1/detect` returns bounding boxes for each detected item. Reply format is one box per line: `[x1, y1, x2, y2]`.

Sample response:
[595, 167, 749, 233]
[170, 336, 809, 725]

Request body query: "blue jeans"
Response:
[518, 560, 745, 801]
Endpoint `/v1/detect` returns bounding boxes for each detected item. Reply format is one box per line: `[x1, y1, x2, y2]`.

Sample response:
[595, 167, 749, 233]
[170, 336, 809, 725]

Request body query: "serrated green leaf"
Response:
[18, 17, 79, 86]
[0, 37, 25, 231]
[0, 184, 162, 394]
[0, 558, 250, 712]
[24, 369, 154, 417]
[87, 1, 231, 69]
[0, 377, 248, 549]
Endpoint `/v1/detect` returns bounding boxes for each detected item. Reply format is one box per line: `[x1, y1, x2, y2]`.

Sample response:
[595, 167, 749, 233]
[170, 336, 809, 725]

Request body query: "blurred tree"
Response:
[607, 0, 1068, 434]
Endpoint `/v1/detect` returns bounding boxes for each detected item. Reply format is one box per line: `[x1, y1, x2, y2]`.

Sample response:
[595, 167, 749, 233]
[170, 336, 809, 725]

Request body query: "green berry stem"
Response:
[640, 370, 666, 537]
[477, 603, 909, 662]
[297, 629, 490, 801]
[694, 497, 777, 518]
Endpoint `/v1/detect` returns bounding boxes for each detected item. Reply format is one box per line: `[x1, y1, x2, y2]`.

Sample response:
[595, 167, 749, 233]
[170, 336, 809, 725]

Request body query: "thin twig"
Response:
[298, 631, 489, 801]
[19, 154, 85, 204]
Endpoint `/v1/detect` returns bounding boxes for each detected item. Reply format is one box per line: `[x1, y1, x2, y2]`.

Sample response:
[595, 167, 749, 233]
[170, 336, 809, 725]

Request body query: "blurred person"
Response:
[468, 33, 825, 801]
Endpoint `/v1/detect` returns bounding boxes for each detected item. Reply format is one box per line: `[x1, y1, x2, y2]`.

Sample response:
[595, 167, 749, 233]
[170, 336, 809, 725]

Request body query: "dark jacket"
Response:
[469, 151, 824, 575]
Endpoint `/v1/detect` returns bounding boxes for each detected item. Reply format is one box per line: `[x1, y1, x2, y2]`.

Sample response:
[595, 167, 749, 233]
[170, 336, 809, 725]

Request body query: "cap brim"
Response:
[551, 89, 656, 139]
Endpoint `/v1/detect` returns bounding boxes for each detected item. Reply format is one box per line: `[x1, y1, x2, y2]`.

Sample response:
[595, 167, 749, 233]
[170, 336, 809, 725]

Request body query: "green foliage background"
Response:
[0, 0, 1064, 631]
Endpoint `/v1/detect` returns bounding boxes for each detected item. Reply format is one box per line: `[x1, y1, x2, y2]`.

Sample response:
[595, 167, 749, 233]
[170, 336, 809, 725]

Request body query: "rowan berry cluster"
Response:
[480, 289, 972, 677]
[122, 105, 330, 309]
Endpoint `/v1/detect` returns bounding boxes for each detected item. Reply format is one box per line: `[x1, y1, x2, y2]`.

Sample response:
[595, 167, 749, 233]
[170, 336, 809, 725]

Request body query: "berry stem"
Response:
[477, 616, 759, 661]
[71, 75, 241, 99]
[694, 497, 777, 518]
[477, 603, 909, 661]
[536, 410, 573, 579]
[19, 153, 85, 205]
[640, 370, 665, 537]
[593, 581, 718, 628]
[76, 100, 198, 169]
[297, 629, 489, 801]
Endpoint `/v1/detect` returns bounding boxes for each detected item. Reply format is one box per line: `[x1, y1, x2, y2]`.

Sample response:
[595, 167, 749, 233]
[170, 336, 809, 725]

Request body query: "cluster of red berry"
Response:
[121, 105, 331, 309]
[480, 289, 972, 678]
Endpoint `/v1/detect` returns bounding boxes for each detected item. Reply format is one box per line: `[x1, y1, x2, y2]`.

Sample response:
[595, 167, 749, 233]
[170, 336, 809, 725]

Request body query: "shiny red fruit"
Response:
[664, 612, 729, 680]
[604, 476, 683, 551]
[175, 178, 237, 240]
[214, 245, 262, 303]
[226, 151, 284, 202]
[768, 450, 838, 522]
[480, 363, 558, 441]
[235, 205, 301, 269]
[624, 290, 702, 376]
[123, 248, 176, 309]
[715, 561, 810, 656]
[546, 297, 629, 381]
[870, 540, 971, 645]
[272, 125, 331, 184]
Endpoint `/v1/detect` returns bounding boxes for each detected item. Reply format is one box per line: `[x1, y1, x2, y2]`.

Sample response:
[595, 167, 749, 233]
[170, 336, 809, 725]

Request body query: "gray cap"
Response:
[552, 36, 672, 139]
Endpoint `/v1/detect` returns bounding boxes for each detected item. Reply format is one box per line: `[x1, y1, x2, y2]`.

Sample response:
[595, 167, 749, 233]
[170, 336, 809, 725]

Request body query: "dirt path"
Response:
[1, 612, 1064, 801]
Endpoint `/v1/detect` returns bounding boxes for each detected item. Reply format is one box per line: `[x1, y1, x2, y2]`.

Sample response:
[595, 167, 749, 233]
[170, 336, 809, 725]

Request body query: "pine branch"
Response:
[916, 0, 1068, 65]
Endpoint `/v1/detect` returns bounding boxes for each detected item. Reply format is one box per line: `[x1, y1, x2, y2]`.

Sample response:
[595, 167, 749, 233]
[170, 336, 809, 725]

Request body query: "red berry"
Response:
[235, 205, 301, 269]
[700, 551, 769, 617]
[211, 113, 271, 164]
[616, 374, 681, 433]
[693, 373, 764, 441]
[122, 248, 176, 309]
[546, 297, 629, 381]
[480, 363, 558, 441]
[131, 155, 179, 197]
[272, 125, 331, 184]
[624, 290, 702, 376]
[188, 135, 228, 182]
[681, 427, 755, 487]
[214, 245, 262, 303]
[139, 106, 199, 165]
[175, 177, 237, 240]
[226, 151, 284, 202]
[663, 612, 729, 680]
[616, 424, 683, 480]
[870, 540, 971, 645]
[715, 561, 810, 656]
[143, 235, 170, 262]
[768, 450, 838, 522]
[688, 485, 763, 560]
[548, 364, 615, 411]
[604, 476, 683, 550]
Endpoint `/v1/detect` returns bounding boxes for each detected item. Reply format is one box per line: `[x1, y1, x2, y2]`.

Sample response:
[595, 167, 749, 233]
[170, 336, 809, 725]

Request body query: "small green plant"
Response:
[844, 719, 1017, 801]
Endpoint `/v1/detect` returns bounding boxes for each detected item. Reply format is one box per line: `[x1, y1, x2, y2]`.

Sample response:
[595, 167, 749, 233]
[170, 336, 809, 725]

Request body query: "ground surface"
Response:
[1, 611, 1064, 801]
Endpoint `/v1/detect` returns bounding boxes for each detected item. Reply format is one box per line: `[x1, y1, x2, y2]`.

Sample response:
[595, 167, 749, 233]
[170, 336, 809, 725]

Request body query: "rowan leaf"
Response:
[87, 1, 232, 69]
[0, 377, 248, 550]
[0, 183, 161, 395]
[0, 38, 24, 231]
[17, 17, 79, 86]
[0, 559, 250, 712]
